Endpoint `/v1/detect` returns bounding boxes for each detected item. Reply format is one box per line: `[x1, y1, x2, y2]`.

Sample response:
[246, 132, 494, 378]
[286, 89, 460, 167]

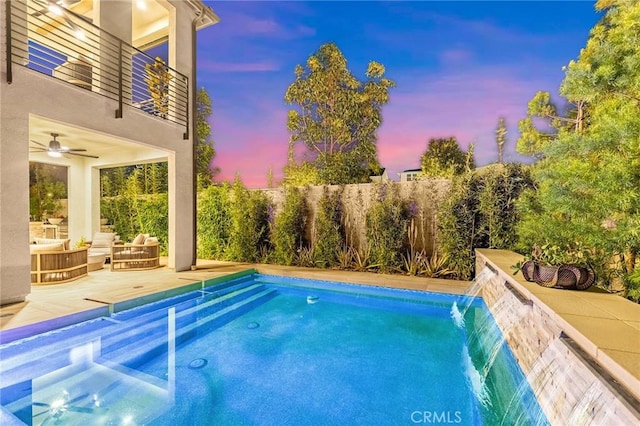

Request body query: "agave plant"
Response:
[297, 245, 316, 267]
[421, 252, 456, 278]
[403, 250, 426, 276]
[352, 242, 379, 271]
[337, 244, 354, 270]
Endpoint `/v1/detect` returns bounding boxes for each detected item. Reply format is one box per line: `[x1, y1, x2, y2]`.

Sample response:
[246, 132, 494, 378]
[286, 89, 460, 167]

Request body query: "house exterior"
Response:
[398, 168, 422, 182]
[369, 168, 390, 183]
[0, 0, 219, 305]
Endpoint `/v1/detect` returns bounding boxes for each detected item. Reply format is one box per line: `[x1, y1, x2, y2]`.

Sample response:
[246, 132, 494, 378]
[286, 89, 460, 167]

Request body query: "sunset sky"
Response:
[194, 1, 601, 188]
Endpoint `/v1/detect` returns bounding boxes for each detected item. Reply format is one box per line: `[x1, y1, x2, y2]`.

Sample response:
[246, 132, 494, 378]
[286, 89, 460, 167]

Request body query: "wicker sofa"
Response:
[30, 238, 88, 285]
[87, 232, 118, 259]
[110, 234, 160, 271]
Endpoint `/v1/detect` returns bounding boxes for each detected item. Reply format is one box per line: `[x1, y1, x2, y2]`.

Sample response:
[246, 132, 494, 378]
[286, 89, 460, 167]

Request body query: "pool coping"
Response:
[0, 262, 469, 343]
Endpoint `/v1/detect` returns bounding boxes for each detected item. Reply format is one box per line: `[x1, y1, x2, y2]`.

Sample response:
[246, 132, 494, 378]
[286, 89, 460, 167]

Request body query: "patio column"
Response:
[0, 112, 31, 304]
[167, 4, 196, 271]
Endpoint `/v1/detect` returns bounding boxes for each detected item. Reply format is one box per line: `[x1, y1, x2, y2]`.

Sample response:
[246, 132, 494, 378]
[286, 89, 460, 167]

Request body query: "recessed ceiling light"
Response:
[48, 4, 64, 16]
[136, 0, 147, 11]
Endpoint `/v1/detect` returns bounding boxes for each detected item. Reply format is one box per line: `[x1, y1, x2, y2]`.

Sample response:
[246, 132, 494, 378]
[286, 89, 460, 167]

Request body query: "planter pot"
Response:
[521, 260, 595, 290]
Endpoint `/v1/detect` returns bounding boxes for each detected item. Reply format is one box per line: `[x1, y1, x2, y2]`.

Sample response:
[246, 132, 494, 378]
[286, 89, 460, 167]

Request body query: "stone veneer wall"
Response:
[475, 252, 639, 425]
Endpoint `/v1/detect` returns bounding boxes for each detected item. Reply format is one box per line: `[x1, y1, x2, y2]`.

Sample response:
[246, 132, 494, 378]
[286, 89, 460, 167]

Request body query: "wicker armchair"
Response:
[110, 235, 160, 271]
[30, 240, 88, 285]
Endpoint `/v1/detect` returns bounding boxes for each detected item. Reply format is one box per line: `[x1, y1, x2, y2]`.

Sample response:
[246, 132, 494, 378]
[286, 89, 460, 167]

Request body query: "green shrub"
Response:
[197, 183, 232, 259]
[365, 183, 409, 273]
[226, 177, 271, 263]
[438, 164, 535, 279]
[137, 194, 168, 254]
[313, 187, 344, 268]
[100, 166, 170, 255]
[626, 268, 640, 303]
[478, 163, 535, 249]
[437, 174, 484, 279]
[272, 187, 308, 265]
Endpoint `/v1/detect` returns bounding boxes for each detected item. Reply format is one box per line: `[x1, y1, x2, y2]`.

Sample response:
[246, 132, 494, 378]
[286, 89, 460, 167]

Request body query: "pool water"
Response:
[0, 274, 548, 425]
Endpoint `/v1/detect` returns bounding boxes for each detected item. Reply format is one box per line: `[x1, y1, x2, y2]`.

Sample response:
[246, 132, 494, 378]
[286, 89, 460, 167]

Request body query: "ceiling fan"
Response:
[30, 133, 99, 159]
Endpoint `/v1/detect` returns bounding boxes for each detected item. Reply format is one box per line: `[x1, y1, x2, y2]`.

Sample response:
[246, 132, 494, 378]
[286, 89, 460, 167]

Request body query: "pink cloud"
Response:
[212, 105, 289, 188]
[376, 66, 545, 179]
[440, 48, 474, 65]
[211, 65, 543, 188]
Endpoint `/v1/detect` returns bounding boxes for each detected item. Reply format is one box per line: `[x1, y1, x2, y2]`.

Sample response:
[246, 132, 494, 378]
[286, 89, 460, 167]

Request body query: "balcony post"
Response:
[116, 40, 122, 118]
[5, 1, 12, 84]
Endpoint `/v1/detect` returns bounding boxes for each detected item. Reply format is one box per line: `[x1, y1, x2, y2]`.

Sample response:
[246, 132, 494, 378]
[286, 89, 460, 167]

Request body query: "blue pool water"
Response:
[0, 274, 548, 425]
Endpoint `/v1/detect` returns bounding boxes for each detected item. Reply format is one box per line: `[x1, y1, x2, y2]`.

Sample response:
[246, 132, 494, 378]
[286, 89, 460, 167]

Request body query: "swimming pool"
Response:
[0, 273, 547, 425]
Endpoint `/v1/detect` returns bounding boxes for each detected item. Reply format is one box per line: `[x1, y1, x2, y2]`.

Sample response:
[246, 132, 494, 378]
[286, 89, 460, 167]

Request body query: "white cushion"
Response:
[144, 237, 158, 245]
[91, 232, 116, 248]
[89, 246, 111, 256]
[132, 233, 146, 245]
[30, 242, 65, 254]
[35, 238, 70, 250]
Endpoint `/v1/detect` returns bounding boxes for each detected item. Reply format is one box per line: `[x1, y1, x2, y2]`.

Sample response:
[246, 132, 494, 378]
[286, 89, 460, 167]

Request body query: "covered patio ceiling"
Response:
[29, 114, 168, 166]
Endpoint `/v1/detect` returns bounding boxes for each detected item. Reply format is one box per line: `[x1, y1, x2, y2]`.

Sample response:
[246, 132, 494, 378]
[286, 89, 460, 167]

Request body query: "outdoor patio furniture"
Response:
[30, 239, 88, 285]
[111, 235, 160, 271]
[88, 232, 118, 260]
[88, 253, 106, 271]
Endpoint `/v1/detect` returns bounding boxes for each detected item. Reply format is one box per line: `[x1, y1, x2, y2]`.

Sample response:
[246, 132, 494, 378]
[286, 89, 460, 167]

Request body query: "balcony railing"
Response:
[5, 0, 189, 132]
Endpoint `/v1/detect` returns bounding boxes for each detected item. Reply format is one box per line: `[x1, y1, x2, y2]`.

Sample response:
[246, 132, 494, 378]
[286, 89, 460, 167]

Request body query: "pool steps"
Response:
[0, 277, 276, 389]
[101, 285, 277, 369]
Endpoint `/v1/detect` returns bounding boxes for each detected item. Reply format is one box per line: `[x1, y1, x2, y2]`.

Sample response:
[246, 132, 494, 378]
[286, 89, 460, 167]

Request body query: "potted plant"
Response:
[48, 214, 65, 225]
[75, 236, 88, 248]
[513, 244, 596, 290]
[145, 57, 171, 118]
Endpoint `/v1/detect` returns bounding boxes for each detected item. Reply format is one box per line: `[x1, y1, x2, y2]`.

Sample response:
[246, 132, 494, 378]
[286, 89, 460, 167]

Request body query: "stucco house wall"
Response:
[0, 0, 218, 305]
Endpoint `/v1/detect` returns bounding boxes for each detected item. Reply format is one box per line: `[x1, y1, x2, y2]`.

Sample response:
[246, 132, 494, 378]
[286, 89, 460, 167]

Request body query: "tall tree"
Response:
[516, 0, 640, 293]
[284, 42, 395, 185]
[420, 137, 474, 178]
[495, 117, 507, 164]
[196, 87, 217, 189]
[516, 91, 586, 158]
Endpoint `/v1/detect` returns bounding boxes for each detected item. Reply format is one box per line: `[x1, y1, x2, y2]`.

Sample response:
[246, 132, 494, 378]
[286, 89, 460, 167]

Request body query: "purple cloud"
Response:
[210, 63, 546, 188]
[199, 59, 280, 73]
[213, 10, 316, 40]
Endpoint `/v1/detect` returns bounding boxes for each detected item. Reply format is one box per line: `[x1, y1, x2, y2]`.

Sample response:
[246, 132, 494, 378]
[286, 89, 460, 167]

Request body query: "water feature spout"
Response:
[455, 266, 538, 417]
[456, 267, 496, 320]
[451, 302, 465, 328]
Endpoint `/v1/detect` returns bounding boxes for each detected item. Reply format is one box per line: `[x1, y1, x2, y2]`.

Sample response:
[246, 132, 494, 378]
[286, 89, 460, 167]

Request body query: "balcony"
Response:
[6, 0, 189, 131]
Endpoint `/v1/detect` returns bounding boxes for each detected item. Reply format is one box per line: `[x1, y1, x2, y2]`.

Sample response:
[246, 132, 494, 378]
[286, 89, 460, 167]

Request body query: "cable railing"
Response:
[6, 0, 189, 131]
